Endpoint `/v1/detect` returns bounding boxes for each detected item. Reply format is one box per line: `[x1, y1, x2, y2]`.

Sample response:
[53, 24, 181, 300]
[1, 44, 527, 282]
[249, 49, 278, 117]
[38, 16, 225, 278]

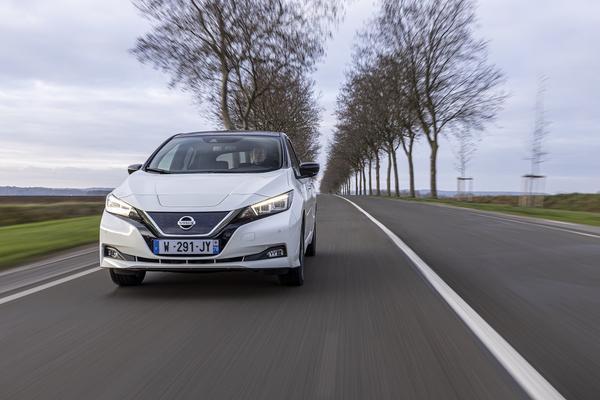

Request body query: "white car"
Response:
[99, 131, 319, 286]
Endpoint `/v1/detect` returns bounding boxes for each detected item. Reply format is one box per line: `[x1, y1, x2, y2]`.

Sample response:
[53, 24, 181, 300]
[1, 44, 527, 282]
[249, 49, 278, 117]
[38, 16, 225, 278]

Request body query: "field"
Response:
[0, 196, 105, 226]
[0, 216, 101, 269]
[0, 196, 104, 269]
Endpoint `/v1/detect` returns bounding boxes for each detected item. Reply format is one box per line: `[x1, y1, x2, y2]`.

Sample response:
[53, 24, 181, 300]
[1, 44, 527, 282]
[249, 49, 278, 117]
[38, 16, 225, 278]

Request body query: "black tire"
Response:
[305, 220, 316, 257]
[279, 221, 305, 286]
[109, 269, 146, 286]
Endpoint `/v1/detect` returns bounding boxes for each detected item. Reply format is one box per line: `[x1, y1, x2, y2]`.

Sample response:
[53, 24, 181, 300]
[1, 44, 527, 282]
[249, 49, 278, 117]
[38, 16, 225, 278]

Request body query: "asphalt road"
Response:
[350, 196, 600, 400]
[1, 195, 598, 399]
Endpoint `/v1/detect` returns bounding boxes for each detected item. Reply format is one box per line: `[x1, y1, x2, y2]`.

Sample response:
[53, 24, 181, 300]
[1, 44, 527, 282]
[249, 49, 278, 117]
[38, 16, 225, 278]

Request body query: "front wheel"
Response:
[109, 269, 146, 286]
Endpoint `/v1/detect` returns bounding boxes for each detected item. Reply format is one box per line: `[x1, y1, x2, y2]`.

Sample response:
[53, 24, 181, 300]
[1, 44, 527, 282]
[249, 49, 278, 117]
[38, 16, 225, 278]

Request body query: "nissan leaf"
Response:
[99, 131, 318, 286]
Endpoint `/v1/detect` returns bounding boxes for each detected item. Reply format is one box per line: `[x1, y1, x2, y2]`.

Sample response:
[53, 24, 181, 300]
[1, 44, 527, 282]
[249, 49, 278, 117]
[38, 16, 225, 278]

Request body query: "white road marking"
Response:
[0, 267, 101, 306]
[337, 195, 565, 400]
[470, 212, 600, 239]
[399, 198, 600, 239]
[0, 262, 99, 297]
[0, 246, 97, 278]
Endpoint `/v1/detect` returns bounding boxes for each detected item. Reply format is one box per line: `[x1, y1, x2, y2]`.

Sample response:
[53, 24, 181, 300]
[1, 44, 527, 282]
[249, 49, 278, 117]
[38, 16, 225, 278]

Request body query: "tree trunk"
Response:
[362, 165, 367, 195]
[429, 140, 439, 198]
[355, 172, 358, 196]
[368, 158, 373, 196]
[400, 131, 417, 198]
[392, 147, 400, 197]
[360, 170, 363, 195]
[386, 150, 392, 197]
[407, 152, 416, 198]
[375, 152, 381, 196]
[220, 69, 233, 130]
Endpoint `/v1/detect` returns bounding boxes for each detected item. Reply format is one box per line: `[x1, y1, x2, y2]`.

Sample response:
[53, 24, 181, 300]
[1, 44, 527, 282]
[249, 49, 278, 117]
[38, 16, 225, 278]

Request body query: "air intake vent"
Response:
[146, 211, 230, 235]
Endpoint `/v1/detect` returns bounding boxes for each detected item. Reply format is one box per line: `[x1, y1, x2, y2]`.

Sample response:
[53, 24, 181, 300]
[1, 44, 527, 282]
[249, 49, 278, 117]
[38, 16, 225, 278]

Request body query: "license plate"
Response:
[152, 239, 220, 255]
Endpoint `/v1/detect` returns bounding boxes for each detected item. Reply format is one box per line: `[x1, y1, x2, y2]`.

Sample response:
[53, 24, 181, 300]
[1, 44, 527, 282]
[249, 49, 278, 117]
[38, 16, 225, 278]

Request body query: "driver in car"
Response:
[251, 145, 268, 166]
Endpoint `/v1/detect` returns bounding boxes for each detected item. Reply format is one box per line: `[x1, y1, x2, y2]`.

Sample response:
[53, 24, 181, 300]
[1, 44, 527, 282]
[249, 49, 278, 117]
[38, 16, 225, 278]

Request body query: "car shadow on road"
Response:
[103, 263, 319, 301]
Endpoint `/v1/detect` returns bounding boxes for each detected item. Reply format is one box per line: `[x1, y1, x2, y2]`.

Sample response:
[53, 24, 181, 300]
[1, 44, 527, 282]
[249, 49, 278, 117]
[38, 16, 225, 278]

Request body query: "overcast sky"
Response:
[1, 0, 599, 193]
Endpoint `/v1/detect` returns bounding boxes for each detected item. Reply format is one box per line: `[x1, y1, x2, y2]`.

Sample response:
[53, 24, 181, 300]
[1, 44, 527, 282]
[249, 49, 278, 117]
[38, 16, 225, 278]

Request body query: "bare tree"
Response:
[131, 0, 336, 130]
[383, 56, 420, 197]
[232, 71, 322, 161]
[322, 52, 416, 197]
[377, 0, 505, 198]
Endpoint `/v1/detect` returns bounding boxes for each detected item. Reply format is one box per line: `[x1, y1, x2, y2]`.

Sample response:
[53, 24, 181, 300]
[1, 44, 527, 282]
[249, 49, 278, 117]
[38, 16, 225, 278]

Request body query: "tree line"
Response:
[320, 0, 505, 198]
[130, 0, 342, 161]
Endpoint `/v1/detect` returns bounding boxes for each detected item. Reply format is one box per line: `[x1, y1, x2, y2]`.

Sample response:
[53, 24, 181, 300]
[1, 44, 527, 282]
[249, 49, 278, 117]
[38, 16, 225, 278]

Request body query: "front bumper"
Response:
[99, 208, 302, 271]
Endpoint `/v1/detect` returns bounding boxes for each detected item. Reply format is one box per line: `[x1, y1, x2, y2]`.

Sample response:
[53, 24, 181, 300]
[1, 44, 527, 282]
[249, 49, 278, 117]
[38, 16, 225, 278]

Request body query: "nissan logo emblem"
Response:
[177, 216, 196, 230]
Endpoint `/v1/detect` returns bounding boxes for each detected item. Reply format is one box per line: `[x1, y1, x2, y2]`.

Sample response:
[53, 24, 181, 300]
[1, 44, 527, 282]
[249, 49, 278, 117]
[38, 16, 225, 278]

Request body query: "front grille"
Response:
[146, 211, 230, 236]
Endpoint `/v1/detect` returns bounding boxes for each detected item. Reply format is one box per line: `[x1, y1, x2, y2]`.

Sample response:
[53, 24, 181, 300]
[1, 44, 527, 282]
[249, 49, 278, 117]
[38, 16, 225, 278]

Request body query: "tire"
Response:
[109, 269, 146, 286]
[305, 220, 316, 257]
[279, 220, 305, 286]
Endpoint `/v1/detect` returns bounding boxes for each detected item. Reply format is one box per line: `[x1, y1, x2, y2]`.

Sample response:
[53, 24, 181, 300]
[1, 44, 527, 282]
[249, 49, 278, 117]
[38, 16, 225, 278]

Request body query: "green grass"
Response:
[393, 197, 600, 227]
[0, 216, 100, 269]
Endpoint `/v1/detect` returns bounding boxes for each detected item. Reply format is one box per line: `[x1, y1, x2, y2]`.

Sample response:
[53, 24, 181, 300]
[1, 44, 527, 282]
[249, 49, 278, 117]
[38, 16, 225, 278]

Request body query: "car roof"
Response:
[175, 130, 284, 138]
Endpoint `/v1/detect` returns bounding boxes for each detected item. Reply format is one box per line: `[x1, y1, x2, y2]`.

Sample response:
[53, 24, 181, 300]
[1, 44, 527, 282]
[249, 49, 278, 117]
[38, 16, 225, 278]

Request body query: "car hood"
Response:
[112, 169, 290, 211]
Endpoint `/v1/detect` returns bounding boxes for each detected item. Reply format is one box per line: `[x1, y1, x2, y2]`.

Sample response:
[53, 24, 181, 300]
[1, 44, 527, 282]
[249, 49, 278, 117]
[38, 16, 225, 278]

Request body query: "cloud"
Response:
[0, 0, 213, 188]
[0, 0, 599, 192]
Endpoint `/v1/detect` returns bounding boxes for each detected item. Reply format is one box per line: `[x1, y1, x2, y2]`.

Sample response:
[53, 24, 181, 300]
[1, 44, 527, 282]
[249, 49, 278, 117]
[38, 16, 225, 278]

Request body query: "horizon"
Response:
[3, 185, 599, 196]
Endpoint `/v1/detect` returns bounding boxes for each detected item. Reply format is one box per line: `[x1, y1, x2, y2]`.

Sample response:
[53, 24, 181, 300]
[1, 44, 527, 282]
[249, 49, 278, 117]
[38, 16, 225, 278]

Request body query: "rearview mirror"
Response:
[127, 164, 142, 175]
[299, 162, 319, 178]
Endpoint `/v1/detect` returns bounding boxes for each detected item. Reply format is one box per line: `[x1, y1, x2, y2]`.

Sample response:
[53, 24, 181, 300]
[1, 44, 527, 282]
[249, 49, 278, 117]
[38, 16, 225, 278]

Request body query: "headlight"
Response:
[236, 191, 293, 221]
[105, 194, 141, 220]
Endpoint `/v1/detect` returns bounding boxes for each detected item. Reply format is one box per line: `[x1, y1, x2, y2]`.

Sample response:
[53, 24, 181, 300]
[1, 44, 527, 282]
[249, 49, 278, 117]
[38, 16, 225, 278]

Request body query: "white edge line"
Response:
[0, 267, 102, 306]
[336, 195, 565, 400]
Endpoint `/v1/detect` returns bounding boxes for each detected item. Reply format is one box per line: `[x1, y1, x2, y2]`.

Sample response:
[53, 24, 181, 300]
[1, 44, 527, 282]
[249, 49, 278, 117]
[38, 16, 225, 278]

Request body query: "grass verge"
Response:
[0, 216, 100, 269]
[392, 197, 600, 227]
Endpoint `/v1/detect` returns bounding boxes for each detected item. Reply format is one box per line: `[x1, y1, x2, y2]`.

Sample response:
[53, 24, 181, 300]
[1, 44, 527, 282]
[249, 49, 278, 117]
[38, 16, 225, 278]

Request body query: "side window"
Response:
[156, 144, 180, 170]
[286, 139, 301, 176]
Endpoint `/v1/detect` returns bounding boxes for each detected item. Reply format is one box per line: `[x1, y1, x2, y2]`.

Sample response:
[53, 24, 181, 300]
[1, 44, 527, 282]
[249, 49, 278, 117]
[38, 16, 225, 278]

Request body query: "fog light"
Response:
[243, 245, 287, 261]
[105, 246, 124, 260]
[266, 248, 285, 258]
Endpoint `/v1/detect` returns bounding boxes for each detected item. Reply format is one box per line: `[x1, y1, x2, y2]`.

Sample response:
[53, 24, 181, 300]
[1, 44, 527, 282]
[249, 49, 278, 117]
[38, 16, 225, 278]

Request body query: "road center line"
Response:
[403, 199, 600, 239]
[336, 195, 565, 400]
[0, 267, 102, 306]
[469, 212, 600, 239]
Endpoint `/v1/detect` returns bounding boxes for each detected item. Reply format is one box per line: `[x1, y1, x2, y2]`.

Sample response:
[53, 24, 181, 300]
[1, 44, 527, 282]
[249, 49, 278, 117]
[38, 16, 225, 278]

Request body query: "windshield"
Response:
[146, 135, 283, 174]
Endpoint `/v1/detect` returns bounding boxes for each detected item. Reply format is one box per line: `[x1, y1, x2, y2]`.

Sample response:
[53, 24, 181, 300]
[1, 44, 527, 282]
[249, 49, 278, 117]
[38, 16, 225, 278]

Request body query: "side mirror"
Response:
[127, 164, 142, 175]
[298, 162, 319, 178]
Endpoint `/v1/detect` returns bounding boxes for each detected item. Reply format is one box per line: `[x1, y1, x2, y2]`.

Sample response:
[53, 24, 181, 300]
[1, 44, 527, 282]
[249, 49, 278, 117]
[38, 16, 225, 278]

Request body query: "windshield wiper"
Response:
[145, 167, 171, 174]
